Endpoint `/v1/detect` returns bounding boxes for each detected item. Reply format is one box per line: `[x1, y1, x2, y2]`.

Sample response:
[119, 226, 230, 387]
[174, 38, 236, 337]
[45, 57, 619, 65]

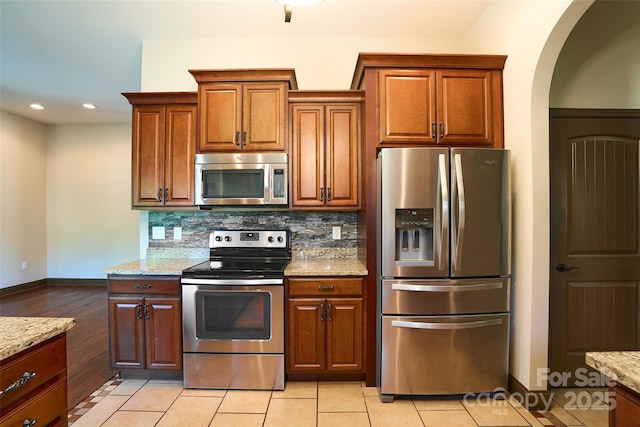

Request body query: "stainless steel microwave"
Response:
[195, 153, 288, 206]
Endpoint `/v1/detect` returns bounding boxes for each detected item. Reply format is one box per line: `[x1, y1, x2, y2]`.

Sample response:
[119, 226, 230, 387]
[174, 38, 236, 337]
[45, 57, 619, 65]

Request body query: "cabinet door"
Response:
[198, 83, 242, 152]
[108, 296, 145, 369]
[326, 298, 363, 371]
[131, 105, 165, 207]
[325, 104, 359, 207]
[437, 69, 498, 146]
[164, 105, 196, 206]
[243, 83, 287, 151]
[291, 104, 324, 207]
[287, 299, 325, 372]
[379, 69, 437, 144]
[145, 296, 182, 371]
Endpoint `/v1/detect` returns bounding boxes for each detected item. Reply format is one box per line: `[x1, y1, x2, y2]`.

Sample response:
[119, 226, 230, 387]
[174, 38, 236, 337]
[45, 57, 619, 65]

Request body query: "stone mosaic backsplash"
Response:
[147, 210, 358, 259]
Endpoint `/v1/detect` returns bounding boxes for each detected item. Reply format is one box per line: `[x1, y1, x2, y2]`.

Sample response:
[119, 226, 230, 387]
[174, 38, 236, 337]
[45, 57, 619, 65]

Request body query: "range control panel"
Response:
[209, 230, 289, 249]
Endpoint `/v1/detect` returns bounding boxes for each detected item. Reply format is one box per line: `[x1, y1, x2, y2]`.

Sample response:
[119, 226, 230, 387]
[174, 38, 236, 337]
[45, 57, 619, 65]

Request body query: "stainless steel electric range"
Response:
[181, 229, 291, 390]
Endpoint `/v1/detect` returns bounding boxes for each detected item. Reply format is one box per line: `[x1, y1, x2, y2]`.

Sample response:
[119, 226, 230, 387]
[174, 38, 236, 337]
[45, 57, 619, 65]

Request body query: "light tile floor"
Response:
[68, 378, 609, 427]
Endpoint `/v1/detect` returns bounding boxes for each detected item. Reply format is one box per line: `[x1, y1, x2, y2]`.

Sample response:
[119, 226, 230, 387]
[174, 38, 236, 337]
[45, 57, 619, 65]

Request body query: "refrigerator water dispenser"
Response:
[394, 209, 433, 266]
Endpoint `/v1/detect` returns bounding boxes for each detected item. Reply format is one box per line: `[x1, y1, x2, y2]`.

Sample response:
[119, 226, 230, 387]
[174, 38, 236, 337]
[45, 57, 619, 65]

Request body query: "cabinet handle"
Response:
[144, 304, 149, 320]
[320, 188, 324, 202]
[439, 122, 444, 138]
[317, 285, 334, 291]
[164, 188, 169, 203]
[136, 304, 142, 319]
[134, 284, 152, 289]
[235, 131, 240, 145]
[1, 372, 36, 396]
[157, 188, 162, 201]
[22, 419, 37, 426]
[320, 303, 325, 321]
[327, 187, 332, 201]
[242, 131, 247, 146]
[328, 303, 333, 321]
[431, 122, 436, 138]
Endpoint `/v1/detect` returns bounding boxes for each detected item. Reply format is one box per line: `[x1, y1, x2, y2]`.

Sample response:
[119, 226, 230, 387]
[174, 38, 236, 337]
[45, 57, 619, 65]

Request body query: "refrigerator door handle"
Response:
[391, 282, 503, 292]
[452, 153, 466, 269]
[438, 154, 449, 271]
[391, 318, 502, 330]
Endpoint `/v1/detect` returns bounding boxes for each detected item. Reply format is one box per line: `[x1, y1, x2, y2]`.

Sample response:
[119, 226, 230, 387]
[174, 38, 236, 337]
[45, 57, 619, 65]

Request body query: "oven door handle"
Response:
[181, 278, 284, 286]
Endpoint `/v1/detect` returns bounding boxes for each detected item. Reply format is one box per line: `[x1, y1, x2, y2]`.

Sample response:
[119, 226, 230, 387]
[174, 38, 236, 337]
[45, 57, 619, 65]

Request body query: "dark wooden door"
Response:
[325, 104, 359, 208]
[549, 109, 640, 385]
[164, 105, 196, 207]
[145, 296, 182, 371]
[131, 105, 165, 207]
[108, 296, 145, 369]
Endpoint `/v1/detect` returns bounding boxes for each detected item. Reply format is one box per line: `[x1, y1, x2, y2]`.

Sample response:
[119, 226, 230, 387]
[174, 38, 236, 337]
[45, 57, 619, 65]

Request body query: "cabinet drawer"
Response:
[288, 278, 363, 297]
[0, 376, 66, 427]
[108, 277, 180, 295]
[0, 335, 66, 411]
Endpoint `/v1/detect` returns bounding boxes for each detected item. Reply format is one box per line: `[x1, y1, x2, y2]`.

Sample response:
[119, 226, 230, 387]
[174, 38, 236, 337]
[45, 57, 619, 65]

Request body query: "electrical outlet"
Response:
[174, 226, 182, 240]
[21, 261, 28, 271]
[152, 226, 165, 240]
[332, 226, 341, 240]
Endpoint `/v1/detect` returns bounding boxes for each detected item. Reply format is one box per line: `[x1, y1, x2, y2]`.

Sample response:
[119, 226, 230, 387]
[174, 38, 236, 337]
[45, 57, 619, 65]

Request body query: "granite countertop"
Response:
[102, 258, 206, 275]
[103, 257, 367, 277]
[285, 258, 367, 276]
[586, 351, 640, 394]
[0, 317, 76, 361]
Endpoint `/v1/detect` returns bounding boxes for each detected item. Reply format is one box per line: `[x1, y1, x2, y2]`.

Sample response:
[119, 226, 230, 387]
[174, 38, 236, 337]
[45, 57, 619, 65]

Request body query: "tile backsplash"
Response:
[147, 210, 357, 259]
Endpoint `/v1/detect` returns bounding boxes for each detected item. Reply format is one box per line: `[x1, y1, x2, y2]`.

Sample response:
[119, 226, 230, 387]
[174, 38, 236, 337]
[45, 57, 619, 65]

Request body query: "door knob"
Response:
[555, 263, 580, 272]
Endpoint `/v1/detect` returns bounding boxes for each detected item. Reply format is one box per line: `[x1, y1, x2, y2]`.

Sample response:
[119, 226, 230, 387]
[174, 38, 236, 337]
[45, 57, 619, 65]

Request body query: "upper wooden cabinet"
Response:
[289, 91, 362, 209]
[352, 53, 507, 148]
[123, 92, 197, 209]
[189, 69, 297, 152]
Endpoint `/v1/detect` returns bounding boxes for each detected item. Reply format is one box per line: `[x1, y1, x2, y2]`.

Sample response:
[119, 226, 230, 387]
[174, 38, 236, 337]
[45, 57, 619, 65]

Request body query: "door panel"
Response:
[549, 110, 640, 384]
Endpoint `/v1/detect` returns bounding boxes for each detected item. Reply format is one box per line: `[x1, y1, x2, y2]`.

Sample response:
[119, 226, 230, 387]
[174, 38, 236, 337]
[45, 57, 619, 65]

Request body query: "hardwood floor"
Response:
[0, 285, 116, 409]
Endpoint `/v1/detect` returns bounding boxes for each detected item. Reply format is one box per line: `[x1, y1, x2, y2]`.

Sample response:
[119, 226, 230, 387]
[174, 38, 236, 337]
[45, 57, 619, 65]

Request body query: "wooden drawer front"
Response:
[289, 278, 363, 297]
[108, 277, 180, 295]
[0, 336, 66, 411]
[0, 376, 66, 427]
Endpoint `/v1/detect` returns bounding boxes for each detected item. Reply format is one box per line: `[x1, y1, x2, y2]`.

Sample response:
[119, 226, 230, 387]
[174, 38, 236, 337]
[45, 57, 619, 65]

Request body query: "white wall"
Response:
[45, 123, 139, 279]
[0, 110, 48, 288]
[550, 0, 640, 108]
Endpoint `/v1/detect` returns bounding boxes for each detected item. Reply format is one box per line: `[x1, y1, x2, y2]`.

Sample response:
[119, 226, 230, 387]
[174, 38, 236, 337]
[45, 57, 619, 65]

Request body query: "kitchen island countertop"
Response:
[102, 257, 367, 277]
[586, 351, 640, 394]
[0, 316, 76, 361]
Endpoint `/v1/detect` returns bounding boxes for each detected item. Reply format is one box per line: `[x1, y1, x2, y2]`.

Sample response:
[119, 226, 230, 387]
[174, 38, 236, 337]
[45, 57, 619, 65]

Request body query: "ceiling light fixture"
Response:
[30, 104, 44, 110]
[275, 0, 323, 23]
[82, 103, 96, 109]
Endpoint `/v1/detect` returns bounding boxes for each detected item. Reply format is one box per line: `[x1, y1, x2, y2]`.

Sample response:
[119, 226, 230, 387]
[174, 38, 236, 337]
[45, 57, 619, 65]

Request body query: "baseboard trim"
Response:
[0, 279, 48, 297]
[47, 278, 107, 287]
[1, 278, 107, 297]
[508, 374, 551, 410]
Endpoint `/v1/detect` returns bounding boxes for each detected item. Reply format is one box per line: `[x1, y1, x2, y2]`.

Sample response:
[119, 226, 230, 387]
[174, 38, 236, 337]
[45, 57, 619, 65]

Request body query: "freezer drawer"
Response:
[380, 313, 509, 397]
[381, 278, 510, 315]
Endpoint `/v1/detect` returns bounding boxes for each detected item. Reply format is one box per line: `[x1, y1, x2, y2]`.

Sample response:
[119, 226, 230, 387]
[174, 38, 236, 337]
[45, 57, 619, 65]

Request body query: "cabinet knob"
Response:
[22, 419, 37, 426]
[327, 187, 332, 201]
[243, 131, 247, 146]
[235, 131, 240, 146]
[317, 285, 334, 291]
[320, 303, 325, 321]
[320, 188, 324, 202]
[134, 284, 152, 289]
[164, 188, 169, 203]
[439, 122, 444, 138]
[157, 188, 162, 201]
[327, 303, 333, 321]
[431, 122, 436, 138]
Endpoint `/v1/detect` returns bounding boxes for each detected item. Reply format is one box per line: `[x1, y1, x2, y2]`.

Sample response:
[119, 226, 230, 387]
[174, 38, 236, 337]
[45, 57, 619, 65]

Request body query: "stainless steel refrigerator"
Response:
[376, 147, 511, 402]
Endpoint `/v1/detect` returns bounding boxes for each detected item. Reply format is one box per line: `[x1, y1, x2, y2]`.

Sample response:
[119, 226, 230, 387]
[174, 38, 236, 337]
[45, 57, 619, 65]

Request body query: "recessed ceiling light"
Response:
[82, 103, 96, 109]
[276, 0, 323, 5]
[30, 104, 44, 110]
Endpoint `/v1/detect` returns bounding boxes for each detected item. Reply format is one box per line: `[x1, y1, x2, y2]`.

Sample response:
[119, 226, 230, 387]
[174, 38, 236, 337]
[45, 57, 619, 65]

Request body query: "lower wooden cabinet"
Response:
[611, 384, 640, 427]
[0, 334, 68, 427]
[286, 277, 364, 374]
[107, 275, 182, 372]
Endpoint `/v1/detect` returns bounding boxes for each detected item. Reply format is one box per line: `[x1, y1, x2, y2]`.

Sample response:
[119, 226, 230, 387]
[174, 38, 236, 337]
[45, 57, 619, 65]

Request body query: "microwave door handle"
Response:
[438, 154, 448, 271]
[452, 154, 465, 269]
[265, 164, 272, 204]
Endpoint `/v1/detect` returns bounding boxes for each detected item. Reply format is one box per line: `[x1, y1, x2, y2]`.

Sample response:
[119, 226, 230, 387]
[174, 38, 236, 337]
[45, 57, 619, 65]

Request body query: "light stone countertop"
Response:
[285, 258, 367, 276]
[102, 258, 206, 275]
[0, 317, 76, 361]
[586, 351, 640, 394]
[102, 257, 367, 277]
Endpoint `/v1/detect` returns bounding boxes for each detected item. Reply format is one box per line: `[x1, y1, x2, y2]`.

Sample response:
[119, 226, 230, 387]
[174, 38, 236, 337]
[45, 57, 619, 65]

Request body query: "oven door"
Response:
[182, 282, 284, 354]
